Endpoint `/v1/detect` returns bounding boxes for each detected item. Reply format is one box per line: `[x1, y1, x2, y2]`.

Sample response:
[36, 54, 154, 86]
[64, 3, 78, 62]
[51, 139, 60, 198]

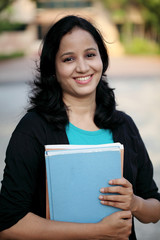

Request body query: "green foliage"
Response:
[112, 9, 126, 22]
[138, 0, 160, 16]
[137, 0, 160, 34]
[0, 51, 25, 61]
[123, 37, 160, 55]
[101, 0, 160, 54]
[0, 20, 27, 33]
[0, 0, 15, 12]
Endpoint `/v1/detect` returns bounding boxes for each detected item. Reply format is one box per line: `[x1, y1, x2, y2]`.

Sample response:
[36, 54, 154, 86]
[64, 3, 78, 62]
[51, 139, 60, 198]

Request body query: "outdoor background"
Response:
[0, 0, 160, 239]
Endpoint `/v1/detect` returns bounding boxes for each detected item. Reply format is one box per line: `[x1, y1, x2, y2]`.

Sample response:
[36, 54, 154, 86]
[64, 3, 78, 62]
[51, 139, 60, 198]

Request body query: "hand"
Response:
[99, 178, 136, 211]
[98, 210, 132, 240]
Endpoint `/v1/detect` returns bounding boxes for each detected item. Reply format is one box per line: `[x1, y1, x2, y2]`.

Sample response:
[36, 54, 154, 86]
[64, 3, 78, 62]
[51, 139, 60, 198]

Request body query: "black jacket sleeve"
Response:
[0, 112, 46, 231]
[128, 116, 160, 200]
[113, 112, 160, 201]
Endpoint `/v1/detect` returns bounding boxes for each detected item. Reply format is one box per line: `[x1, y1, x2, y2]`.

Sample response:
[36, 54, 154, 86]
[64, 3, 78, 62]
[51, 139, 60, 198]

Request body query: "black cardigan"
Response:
[0, 111, 160, 239]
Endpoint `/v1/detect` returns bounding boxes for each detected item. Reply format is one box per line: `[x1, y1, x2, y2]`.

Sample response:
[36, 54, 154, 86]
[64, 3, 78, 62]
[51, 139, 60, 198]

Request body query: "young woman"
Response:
[0, 15, 159, 240]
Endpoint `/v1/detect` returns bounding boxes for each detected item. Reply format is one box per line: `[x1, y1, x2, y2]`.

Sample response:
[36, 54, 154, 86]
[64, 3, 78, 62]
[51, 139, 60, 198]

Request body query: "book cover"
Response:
[45, 143, 123, 223]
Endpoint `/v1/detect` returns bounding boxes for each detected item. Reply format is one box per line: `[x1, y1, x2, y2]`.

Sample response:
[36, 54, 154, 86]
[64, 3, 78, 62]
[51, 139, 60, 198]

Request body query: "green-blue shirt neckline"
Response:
[65, 122, 114, 145]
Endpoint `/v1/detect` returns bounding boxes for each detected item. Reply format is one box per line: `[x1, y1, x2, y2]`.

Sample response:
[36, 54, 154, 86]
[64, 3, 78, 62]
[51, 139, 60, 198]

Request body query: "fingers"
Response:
[100, 186, 126, 195]
[99, 194, 127, 204]
[100, 210, 132, 240]
[99, 178, 133, 211]
[99, 196, 131, 210]
[104, 177, 132, 189]
[100, 177, 133, 195]
[100, 178, 132, 195]
[116, 210, 132, 220]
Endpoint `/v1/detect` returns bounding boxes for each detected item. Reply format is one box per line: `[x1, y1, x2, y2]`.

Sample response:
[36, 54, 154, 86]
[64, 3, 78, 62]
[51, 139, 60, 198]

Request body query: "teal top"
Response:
[65, 122, 114, 145]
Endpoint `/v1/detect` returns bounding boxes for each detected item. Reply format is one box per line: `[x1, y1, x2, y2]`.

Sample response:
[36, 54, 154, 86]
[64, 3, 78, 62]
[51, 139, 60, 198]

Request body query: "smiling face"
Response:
[55, 27, 103, 102]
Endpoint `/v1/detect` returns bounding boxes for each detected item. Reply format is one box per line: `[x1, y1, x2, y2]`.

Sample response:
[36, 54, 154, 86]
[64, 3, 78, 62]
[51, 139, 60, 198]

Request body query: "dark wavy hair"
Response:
[29, 15, 119, 130]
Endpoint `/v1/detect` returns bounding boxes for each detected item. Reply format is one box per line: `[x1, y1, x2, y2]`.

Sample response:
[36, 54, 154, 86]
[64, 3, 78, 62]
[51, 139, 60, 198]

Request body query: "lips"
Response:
[74, 74, 93, 84]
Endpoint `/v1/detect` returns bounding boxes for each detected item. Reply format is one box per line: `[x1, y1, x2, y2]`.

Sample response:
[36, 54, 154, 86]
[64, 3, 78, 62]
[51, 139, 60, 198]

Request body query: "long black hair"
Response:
[29, 15, 119, 130]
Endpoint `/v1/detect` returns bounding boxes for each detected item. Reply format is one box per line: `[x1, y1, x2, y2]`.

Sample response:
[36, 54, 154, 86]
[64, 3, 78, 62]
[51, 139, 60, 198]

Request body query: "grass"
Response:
[122, 37, 160, 55]
[0, 21, 27, 33]
[0, 51, 25, 61]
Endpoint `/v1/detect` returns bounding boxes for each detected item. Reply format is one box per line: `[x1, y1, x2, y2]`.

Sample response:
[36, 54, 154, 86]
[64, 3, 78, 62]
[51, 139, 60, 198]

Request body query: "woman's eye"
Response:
[63, 57, 74, 62]
[87, 53, 96, 58]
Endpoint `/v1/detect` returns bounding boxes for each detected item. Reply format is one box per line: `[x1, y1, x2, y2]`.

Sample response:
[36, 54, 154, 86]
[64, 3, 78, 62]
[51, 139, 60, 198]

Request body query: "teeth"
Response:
[75, 75, 91, 81]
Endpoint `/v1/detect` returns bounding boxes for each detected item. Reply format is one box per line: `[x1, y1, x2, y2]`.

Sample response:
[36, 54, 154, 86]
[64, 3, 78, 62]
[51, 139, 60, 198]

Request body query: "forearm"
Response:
[0, 212, 98, 240]
[132, 196, 160, 223]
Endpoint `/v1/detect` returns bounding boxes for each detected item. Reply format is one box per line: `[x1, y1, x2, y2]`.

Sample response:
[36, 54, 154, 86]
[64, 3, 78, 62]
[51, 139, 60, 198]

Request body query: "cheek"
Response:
[56, 65, 74, 83]
[56, 69, 66, 85]
[56, 68, 74, 92]
[93, 58, 103, 73]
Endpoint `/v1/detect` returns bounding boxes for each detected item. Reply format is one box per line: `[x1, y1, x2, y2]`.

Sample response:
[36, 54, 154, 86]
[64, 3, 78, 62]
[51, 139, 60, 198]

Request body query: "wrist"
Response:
[86, 222, 110, 240]
[86, 223, 103, 240]
[131, 194, 142, 215]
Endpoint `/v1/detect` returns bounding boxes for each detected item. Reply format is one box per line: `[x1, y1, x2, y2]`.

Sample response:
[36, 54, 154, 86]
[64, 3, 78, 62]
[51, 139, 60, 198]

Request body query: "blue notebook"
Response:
[45, 143, 123, 223]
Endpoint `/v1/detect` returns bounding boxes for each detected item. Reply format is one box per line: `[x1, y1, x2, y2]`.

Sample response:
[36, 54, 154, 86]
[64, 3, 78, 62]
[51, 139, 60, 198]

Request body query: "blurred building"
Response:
[113, 5, 144, 39]
[0, 0, 36, 55]
[0, 0, 124, 56]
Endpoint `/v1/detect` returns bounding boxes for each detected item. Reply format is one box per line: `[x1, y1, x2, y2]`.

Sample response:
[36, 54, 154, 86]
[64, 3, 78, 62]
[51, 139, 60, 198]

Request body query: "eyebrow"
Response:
[60, 48, 97, 58]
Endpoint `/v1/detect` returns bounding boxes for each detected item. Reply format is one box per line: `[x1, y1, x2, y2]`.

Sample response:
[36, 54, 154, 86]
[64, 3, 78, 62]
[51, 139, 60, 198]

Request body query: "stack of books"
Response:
[45, 143, 124, 223]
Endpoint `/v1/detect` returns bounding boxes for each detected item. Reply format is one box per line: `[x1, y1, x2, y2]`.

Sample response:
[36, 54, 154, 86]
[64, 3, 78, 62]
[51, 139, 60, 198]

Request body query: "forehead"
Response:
[58, 27, 98, 52]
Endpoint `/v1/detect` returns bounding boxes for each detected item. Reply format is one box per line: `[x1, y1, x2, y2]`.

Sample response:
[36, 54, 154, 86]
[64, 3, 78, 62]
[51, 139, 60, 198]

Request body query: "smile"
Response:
[74, 75, 93, 84]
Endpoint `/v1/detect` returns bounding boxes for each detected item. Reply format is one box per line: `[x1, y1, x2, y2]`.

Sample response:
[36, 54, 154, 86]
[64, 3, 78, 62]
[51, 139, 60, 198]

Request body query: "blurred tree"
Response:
[137, 0, 160, 41]
[0, 0, 37, 13]
[0, 0, 15, 12]
[0, 0, 29, 32]
[101, 0, 160, 42]
[101, 0, 160, 54]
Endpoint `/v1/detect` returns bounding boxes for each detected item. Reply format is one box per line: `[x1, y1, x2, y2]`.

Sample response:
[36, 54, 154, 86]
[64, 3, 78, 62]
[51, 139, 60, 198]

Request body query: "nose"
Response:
[76, 58, 89, 73]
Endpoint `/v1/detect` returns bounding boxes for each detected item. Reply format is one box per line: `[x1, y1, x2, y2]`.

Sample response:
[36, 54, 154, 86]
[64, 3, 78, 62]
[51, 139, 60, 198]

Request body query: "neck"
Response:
[63, 94, 99, 131]
[64, 93, 96, 116]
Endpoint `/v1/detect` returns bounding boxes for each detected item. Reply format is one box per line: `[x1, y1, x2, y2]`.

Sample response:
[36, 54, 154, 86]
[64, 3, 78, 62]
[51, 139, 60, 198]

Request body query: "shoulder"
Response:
[11, 111, 50, 145]
[15, 111, 47, 134]
[115, 110, 138, 130]
[19, 111, 46, 127]
[113, 110, 141, 141]
[12, 111, 67, 145]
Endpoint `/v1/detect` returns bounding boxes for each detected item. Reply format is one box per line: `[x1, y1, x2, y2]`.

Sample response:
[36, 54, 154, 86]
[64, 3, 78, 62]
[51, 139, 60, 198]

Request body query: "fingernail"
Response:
[109, 180, 113, 184]
[99, 195, 103, 200]
[100, 188, 104, 193]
